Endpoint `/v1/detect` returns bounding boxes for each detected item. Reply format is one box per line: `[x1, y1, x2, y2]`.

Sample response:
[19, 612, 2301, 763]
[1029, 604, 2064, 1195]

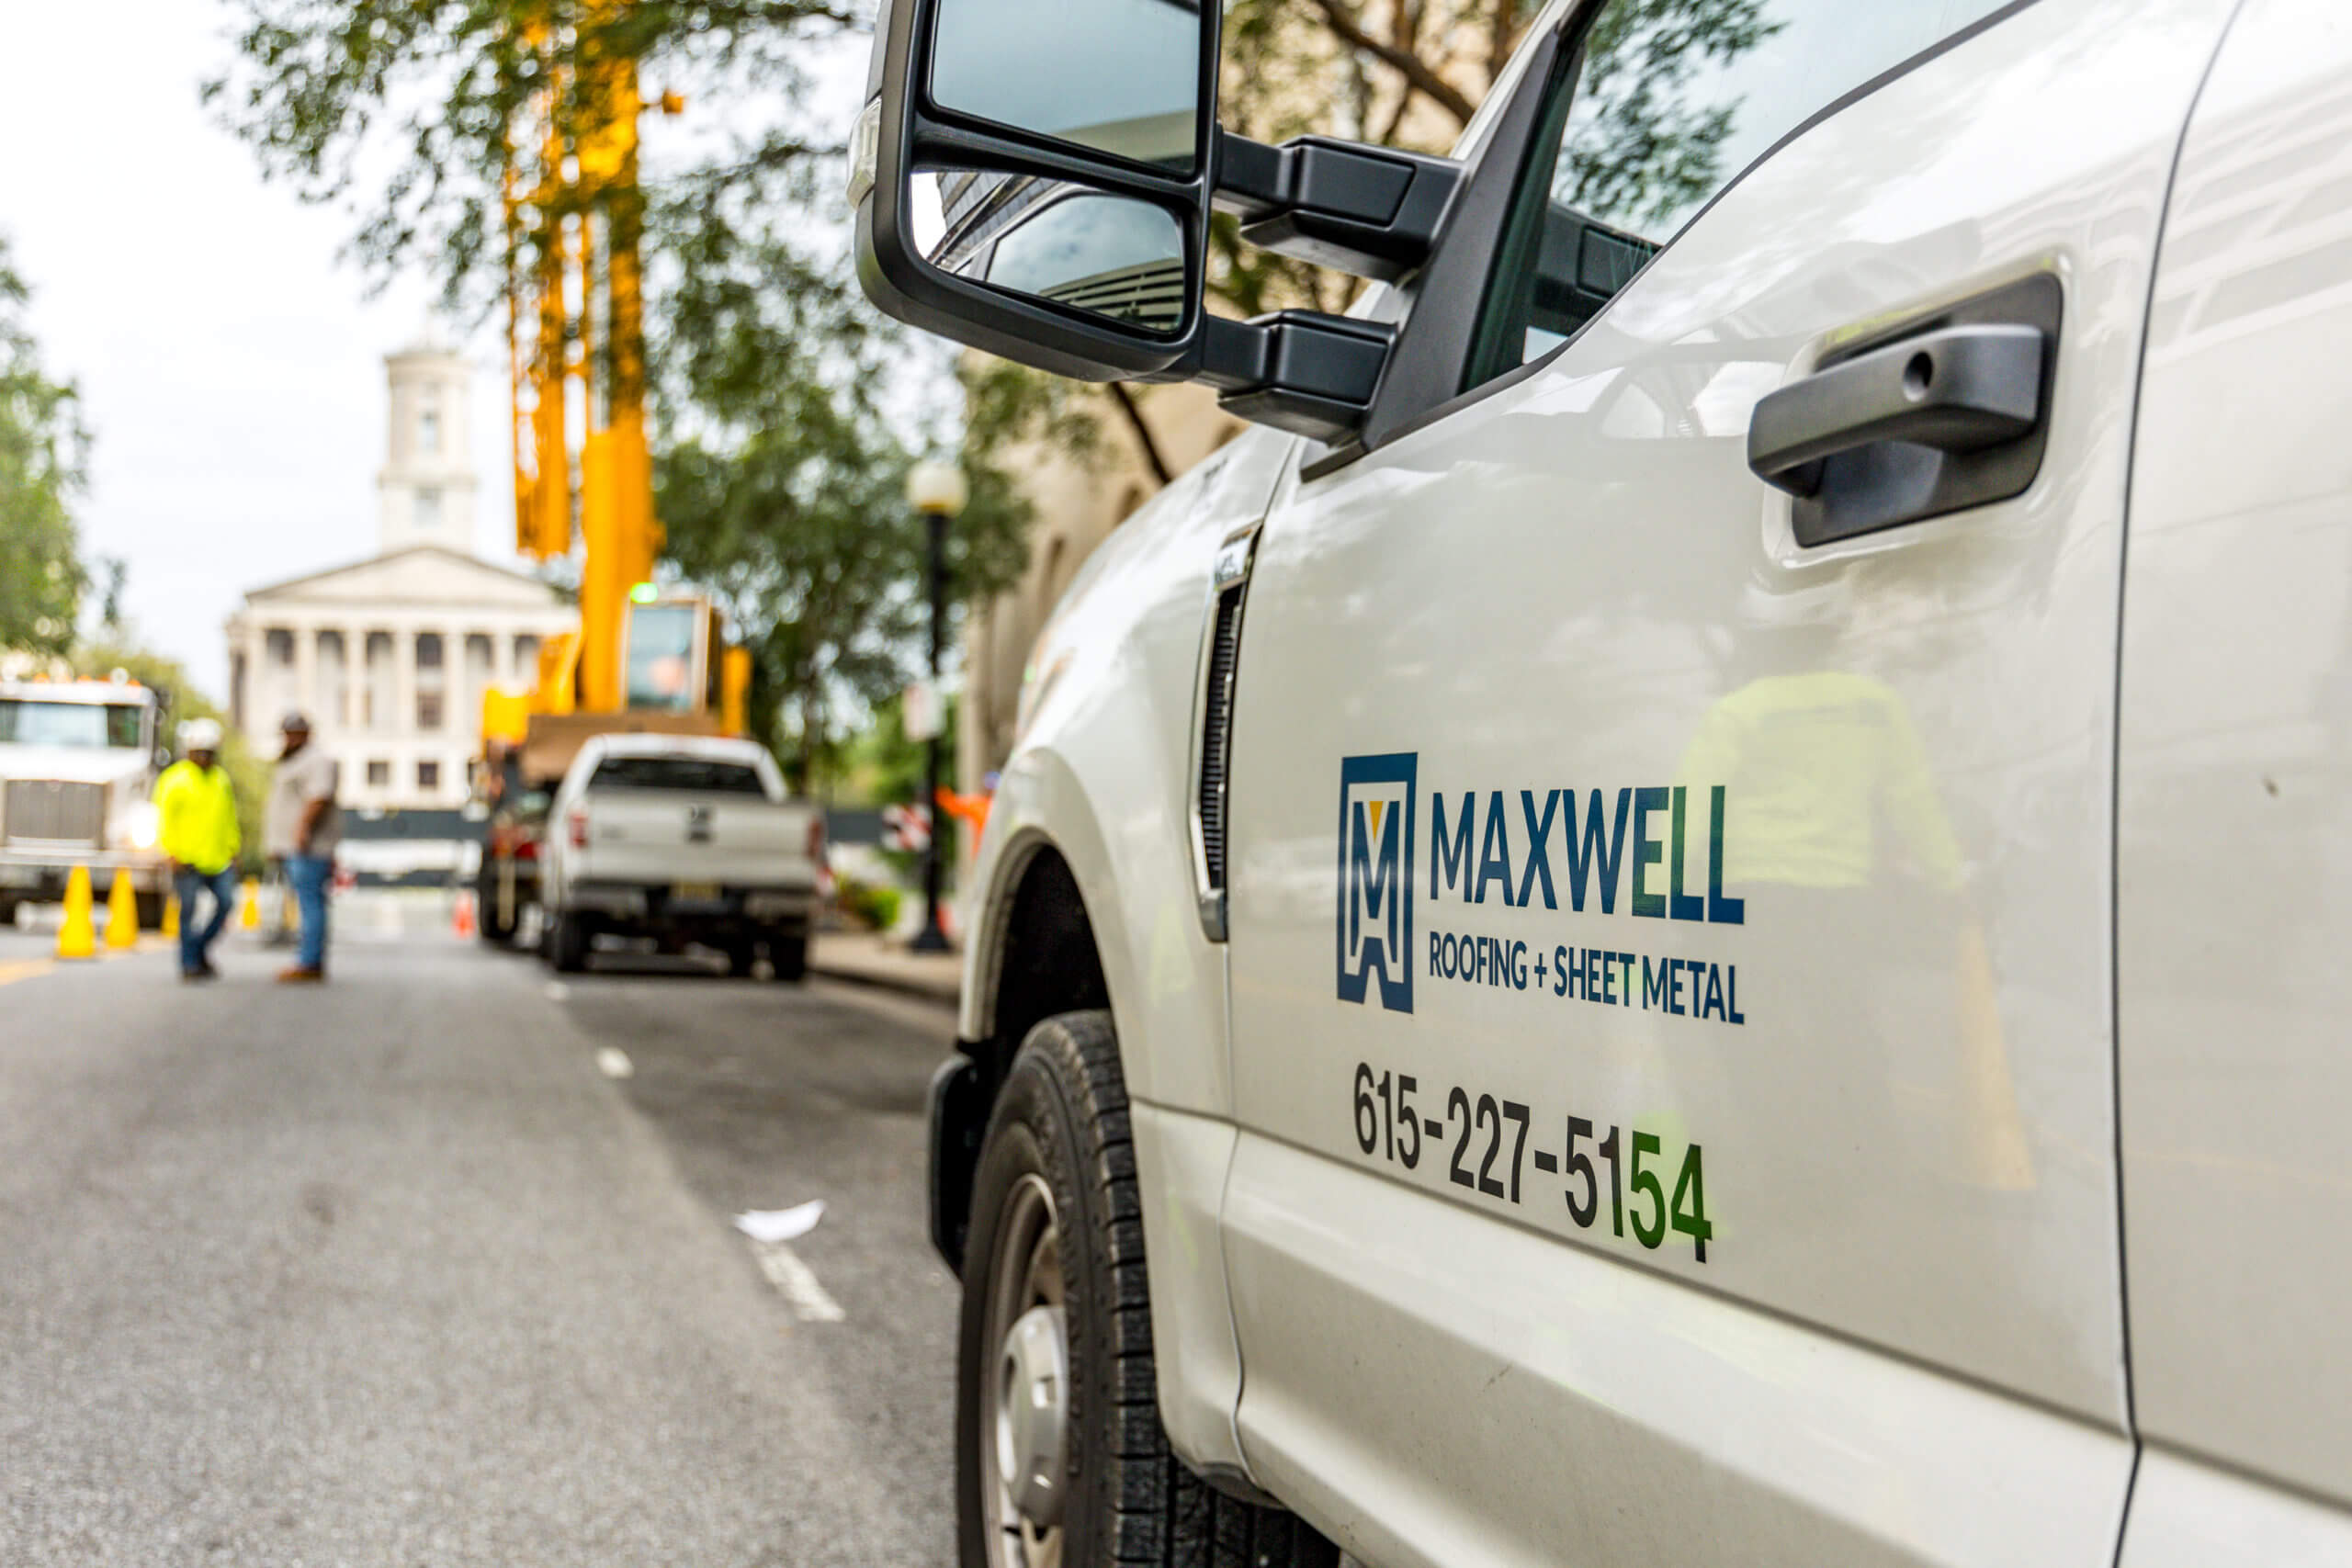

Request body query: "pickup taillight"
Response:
[568, 807, 589, 849]
[514, 837, 539, 863]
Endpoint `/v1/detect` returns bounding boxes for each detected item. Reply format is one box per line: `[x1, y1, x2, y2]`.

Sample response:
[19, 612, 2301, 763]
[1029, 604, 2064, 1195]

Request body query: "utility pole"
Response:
[905, 460, 967, 954]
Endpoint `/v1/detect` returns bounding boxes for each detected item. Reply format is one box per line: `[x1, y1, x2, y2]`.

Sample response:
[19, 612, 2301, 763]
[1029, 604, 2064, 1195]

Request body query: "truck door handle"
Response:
[1749, 324, 2043, 495]
[1744, 274, 2062, 548]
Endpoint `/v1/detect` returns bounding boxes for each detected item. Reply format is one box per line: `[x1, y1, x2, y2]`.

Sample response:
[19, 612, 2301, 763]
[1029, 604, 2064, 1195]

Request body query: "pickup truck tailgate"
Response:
[573, 789, 817, 888]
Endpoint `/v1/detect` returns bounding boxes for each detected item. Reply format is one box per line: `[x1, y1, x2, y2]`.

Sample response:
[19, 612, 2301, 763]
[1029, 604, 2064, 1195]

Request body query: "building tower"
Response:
[376, 329, 478, 553]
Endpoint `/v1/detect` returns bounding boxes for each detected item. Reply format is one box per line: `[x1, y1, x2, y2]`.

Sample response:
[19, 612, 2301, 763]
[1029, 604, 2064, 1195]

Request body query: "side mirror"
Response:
[853, 0, 1446, 443]
[854, 0, 1218, 383]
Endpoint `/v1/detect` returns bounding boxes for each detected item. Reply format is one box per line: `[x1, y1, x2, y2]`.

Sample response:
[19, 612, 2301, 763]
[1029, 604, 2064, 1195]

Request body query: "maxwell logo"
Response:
[1337, 752, 1417, 1013]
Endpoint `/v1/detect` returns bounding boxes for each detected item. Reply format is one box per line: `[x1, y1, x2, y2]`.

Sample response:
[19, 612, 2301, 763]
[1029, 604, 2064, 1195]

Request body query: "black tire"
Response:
[723, 939, 759, 978]
[475, 875, 515, 946]
[957, 1010, 1337, 1568]
[549, 911, 591, 973]
[769, 931, 808, 983]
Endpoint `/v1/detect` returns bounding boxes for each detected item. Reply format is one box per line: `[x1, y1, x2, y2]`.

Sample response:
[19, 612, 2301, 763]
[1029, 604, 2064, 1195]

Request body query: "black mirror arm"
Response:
[1198, 311, 1396, 444]
[1211, 129, 1460, 282]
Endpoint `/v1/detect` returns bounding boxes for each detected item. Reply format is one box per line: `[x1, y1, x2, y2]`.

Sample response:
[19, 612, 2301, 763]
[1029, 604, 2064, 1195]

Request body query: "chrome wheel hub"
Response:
[996, 1303, 1069, 1528]
[980, 1172, 1068, 1568]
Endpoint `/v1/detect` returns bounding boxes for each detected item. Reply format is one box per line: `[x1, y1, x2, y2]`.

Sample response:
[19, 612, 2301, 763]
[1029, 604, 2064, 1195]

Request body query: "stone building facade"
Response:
[224, 336, 572, 812]
[958, 381, 1244, 793]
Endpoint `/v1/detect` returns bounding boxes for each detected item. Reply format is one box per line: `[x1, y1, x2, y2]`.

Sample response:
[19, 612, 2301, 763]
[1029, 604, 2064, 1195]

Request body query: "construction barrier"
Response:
[56, 865, 96, 960]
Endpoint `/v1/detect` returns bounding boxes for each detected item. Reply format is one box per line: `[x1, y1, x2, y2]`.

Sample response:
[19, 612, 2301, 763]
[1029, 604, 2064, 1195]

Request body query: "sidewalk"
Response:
[809, 930, 963, 1006]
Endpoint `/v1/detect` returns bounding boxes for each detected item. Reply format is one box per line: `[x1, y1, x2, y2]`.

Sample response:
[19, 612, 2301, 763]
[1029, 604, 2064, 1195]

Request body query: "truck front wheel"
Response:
[548, 911, 592, 973]
[768, 931, 808, 983]
[958, 1011, 1337, 1568]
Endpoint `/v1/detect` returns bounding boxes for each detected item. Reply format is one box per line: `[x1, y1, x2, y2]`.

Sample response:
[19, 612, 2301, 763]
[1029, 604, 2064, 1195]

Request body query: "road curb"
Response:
[809, 935, 962, 1007]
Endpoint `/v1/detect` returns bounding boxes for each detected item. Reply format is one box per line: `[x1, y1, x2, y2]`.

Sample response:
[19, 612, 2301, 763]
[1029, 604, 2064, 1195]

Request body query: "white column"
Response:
[393, 621, 419, 744]
[345, 625, 365, 731]
[288, 623, 316, 730]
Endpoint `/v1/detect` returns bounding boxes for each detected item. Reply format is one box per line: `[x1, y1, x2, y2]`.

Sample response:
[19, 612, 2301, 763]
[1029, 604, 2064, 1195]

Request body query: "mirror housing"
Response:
[854, 0, 1453, 442]
[1212, 132, 1460, 283]
[854, 0, 1218, 382]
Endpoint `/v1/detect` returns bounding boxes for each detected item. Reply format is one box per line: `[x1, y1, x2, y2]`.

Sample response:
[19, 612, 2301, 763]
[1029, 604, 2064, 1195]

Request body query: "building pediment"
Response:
[241, 546, 566, 611]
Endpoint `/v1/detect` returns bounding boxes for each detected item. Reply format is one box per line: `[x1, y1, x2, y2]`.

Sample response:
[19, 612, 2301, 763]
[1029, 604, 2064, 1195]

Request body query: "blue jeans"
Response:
[175, 866, 239, 973]
[284, 854, 332, 971]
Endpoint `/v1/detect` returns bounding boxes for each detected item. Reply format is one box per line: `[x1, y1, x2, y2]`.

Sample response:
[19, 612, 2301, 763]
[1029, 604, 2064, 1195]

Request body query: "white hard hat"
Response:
[178, 717, 224, 752]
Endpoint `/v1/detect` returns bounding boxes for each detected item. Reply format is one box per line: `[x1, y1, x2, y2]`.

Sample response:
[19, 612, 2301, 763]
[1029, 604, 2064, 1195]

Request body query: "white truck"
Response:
[537, 733, 821, 978]
[854, 0, 2352, 1564]
[0, 677, 171, 926]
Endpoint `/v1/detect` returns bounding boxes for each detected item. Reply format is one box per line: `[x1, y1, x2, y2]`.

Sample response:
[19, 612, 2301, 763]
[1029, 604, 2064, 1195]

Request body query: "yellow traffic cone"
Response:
[56, 864, 96, 960]
[162, 893, 181, 939]
[240, 877, 261, 931]
[104, 870, 141, 950]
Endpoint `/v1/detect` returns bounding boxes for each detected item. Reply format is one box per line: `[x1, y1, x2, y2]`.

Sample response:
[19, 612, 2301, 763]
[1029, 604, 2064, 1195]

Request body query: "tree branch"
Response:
[1106, 383, 1173, 487]
[1487, 0, 1517, 96]
[1304, 0, 1477, 126]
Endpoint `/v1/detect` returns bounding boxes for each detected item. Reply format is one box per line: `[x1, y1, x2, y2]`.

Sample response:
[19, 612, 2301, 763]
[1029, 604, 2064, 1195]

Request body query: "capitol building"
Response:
[224, 334, 571, 815]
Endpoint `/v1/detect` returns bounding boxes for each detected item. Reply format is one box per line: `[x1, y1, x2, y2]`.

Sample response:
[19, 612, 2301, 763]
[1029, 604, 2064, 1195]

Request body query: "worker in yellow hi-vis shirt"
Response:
[154, 718, 241, 982]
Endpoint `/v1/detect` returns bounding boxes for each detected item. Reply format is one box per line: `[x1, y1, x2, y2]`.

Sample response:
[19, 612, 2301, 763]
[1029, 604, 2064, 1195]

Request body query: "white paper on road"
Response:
[734, 1200, 825, 1243]
[752, 1239, 846, 1323]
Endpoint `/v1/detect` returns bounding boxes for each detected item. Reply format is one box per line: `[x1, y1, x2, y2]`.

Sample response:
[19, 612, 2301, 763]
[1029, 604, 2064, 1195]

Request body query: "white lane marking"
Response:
[544, 981, 571, 1001]
[752, 1239, 845, 1323]
[595, 1046, 634, 1078]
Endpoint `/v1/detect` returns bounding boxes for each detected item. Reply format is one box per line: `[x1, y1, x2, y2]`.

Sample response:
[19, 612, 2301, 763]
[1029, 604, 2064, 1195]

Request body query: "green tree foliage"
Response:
[651, 223, 1030, 786]
[210, 2, 1038, 782]
[74, 641, 270, 873]
[1215, 0, 1773, 314]
[0, 238, 87, 658]
[204, 1, 852, 316]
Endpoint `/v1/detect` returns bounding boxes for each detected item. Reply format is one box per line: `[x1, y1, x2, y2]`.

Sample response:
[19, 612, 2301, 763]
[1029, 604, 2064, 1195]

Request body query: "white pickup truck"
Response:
[854, 0, 2352, 1563]
[537, 734, 822, 978]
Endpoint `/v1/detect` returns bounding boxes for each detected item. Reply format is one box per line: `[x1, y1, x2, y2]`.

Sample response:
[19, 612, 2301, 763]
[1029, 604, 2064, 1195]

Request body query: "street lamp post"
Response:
[906, 459, 967, 954]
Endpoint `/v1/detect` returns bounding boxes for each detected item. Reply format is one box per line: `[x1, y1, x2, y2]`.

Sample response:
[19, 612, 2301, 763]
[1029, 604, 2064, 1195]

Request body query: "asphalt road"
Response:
[0, 893, 962, 1565]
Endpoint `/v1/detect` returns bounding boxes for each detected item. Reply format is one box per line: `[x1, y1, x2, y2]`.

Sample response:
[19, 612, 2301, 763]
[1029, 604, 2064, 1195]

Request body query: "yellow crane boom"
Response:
[489, 4, 749, 755]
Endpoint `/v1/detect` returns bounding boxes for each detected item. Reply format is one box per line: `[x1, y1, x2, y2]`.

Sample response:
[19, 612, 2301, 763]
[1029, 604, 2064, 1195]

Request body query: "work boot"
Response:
[276, 964, 326, 984]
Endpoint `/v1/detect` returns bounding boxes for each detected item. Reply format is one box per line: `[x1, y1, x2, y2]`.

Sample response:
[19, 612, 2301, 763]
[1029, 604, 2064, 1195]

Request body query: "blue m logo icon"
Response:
[1337, 753, 1416, 1012]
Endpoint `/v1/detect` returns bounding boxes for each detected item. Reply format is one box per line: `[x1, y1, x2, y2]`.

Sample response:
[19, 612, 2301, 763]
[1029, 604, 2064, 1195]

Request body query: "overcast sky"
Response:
[5, 6, 882, 705]
[0, 10, 559, 701]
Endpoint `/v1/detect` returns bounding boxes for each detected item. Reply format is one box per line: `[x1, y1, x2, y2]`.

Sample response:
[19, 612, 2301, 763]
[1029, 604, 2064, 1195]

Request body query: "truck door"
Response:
[2116, 0, 2352, 1560]
[1216, 1, 2235, 1563]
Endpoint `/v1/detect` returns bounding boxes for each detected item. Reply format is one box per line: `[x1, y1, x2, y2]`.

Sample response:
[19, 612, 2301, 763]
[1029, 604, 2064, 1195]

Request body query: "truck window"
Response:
[586, 756, 769, 795]
[1464, 0, 2018, 388]
[0, 700, 147, 749]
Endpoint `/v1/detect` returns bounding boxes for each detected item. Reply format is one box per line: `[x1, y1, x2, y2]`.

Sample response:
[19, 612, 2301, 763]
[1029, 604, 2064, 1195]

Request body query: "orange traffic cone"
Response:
[56, 864, 96, 960]
[240, 877, 262, 931]
[451, 888, 477, 940]
[162, 893, 181, 940]
[104, 870, 141, 950]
